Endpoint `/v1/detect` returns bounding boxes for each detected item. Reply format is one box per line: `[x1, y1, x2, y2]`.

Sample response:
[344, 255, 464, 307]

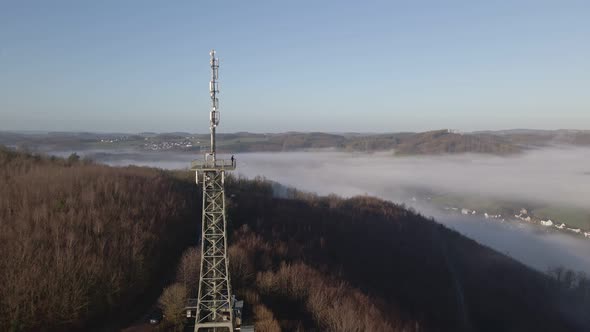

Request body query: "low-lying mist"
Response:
[235, 147, 590, 210]
[57, 147, 590, 274]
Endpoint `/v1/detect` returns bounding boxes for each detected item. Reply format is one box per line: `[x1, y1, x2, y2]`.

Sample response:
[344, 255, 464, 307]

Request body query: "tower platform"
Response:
[191, 156, 236, 171]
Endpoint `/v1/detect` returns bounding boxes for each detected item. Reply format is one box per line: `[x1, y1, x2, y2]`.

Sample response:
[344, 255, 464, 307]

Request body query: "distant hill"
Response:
[554, 130, 590, 145]
[486, 129, 590, 147]
[391, 130, 521, 155]
[340, 130, 521, 155]
[1, 129, 589, 155]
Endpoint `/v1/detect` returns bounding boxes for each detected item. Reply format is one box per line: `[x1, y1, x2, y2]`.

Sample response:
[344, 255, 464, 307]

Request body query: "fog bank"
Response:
[234, 148, 590, 210]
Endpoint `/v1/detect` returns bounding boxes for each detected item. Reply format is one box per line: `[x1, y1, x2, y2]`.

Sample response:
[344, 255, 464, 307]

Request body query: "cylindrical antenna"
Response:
[209, 50, 220, 157]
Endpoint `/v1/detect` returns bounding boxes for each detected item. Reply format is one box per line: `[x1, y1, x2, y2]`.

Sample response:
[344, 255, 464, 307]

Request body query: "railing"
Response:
[191, 158, 236, 170]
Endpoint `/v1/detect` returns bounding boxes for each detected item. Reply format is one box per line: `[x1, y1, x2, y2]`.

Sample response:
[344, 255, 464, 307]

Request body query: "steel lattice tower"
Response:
[190, 50, 237, 332]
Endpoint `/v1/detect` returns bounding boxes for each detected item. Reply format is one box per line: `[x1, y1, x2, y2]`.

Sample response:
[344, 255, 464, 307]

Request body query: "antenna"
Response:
[209, 49, 220, 159]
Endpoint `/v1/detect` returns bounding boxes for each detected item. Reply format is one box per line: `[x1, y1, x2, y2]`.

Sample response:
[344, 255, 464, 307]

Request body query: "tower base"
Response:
[194, 321, 234, 332]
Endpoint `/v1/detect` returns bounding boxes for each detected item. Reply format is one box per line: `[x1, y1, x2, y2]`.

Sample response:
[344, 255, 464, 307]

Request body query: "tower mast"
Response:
[190, 50, 237, 332]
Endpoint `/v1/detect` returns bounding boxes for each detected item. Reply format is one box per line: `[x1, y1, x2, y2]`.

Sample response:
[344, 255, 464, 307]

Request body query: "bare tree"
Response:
[159, 283, 187, 331]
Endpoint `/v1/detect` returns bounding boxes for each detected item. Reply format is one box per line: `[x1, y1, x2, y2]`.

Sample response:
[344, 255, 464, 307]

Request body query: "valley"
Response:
[35, 146, 590, 276]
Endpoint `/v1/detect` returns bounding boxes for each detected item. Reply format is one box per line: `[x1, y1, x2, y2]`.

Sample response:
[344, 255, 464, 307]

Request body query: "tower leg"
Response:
[194, 170, 234, 332]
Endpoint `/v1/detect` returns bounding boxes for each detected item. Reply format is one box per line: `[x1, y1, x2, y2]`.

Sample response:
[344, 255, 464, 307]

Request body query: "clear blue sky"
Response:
[0, 1, 588, 133]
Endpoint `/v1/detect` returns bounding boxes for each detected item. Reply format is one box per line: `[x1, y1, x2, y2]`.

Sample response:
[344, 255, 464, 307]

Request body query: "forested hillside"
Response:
[1, 147, 588, 331]
[0, 147, 200, 331]
[220, 180, 589, 331]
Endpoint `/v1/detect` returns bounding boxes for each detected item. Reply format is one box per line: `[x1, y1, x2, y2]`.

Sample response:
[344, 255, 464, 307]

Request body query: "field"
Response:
[533, 206, 590, 230]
